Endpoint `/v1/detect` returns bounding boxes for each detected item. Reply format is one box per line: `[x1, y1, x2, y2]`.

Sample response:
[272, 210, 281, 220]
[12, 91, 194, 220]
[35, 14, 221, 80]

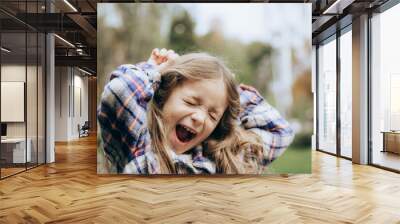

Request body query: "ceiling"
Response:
[311, 0, 390, 43]
[1, 0, 98, 75]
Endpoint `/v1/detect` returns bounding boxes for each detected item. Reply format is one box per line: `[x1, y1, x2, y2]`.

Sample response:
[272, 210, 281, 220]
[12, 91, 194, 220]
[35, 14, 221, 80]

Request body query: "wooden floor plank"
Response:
[0, 135, 400, 223]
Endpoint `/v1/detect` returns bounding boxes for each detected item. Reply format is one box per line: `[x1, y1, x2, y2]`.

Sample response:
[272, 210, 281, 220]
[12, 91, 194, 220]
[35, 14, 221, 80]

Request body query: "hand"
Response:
[148, 48, 179, 71]
[239, 83, 262, 96]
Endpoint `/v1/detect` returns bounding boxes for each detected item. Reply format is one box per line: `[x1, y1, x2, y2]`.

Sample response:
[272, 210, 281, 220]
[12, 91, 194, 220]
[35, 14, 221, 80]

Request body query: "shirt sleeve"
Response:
[97, 63, 160, 172]
[238, 84, 295, 166]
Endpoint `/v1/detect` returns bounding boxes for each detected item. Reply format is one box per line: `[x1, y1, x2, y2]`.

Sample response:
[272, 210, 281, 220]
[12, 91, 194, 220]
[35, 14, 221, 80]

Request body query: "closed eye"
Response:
[184, 99, 196, 106]
[209, 112, 217, 121]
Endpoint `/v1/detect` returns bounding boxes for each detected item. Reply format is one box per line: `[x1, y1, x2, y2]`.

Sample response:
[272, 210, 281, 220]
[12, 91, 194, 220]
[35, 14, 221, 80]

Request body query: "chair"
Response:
[78, 121, 90, 138]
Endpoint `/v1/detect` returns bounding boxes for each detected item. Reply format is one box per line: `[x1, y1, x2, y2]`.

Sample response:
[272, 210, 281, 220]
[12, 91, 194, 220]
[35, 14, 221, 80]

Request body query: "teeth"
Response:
[182, 125, 196, 135]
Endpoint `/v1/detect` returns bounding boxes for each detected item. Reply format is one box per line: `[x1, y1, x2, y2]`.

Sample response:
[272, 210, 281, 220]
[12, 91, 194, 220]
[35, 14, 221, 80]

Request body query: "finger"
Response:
[159, 49, 170, 63]
[156, 49, 168, 64]
[152, 48, 160, 57]
[160, 48, 167, 56]
[153, 49, 163, 64]
[239, 83, 251, 90]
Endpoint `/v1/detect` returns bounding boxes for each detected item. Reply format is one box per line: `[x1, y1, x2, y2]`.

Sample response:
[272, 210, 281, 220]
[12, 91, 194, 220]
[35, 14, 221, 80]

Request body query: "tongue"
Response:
[176, 125, 194, 142]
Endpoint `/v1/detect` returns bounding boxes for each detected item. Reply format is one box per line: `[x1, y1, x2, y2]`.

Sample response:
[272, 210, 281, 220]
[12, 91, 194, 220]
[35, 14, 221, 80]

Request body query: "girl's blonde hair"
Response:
[147, 53, 264, 174]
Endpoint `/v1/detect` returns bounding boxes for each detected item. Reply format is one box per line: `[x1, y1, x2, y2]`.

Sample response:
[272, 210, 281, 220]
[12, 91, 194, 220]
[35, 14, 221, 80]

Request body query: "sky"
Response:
[179, 3, 310, 47]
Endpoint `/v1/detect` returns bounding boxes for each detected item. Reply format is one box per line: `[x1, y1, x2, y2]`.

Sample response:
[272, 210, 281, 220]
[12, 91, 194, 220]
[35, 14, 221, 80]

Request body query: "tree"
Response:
[246, 42, 274, 101]
[115, 4, 164, 63]
[168, 11, 197, 54]
[247, 42, 273, 68]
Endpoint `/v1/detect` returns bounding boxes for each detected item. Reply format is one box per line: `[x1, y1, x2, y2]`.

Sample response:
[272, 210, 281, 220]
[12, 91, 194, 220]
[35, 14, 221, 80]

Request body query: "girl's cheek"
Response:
[181, 105, 192, 113]
[205, 122, 216, 134]
[174, 102, 187, 112]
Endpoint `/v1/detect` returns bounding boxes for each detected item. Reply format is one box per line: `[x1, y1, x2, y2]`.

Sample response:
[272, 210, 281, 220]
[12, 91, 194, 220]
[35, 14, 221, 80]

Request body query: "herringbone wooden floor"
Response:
[1, 135, 400, 224]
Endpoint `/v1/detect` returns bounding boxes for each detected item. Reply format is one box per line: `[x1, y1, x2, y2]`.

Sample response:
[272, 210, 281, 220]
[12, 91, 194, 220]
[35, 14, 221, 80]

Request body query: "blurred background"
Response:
[97, 3, 312, 174]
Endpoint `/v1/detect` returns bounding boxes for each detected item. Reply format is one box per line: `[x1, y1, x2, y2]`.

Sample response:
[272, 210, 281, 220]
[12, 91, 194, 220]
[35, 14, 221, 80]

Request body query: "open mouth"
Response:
[176, 124, 197, 143]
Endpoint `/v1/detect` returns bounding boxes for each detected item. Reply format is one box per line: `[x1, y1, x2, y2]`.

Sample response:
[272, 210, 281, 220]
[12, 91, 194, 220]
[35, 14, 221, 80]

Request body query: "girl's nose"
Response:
[191, 111, 206, 126]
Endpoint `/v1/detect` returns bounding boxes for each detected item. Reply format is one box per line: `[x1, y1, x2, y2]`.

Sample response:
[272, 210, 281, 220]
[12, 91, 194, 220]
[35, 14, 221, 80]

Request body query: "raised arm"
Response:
[97, 62, 160, 172]
[238, 84, 295, 166]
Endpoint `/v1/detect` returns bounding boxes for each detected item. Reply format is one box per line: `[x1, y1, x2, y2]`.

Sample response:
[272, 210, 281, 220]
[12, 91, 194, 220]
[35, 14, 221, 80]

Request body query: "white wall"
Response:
[72, 73, 89, 138]
[55, 67, 69, 141]
[54, 67, 89, 141]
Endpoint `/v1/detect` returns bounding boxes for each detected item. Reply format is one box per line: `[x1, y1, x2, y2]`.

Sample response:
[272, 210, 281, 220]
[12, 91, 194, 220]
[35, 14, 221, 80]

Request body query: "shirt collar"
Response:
[168, 145, 216, 174]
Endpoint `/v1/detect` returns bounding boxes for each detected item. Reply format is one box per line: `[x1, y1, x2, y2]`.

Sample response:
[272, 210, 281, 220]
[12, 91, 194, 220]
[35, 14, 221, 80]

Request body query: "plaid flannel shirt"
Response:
[98, 62, 294, 174]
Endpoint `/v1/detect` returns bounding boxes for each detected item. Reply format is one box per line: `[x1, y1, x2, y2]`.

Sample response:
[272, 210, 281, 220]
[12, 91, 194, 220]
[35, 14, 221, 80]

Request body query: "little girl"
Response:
[98, 49, 294, 174]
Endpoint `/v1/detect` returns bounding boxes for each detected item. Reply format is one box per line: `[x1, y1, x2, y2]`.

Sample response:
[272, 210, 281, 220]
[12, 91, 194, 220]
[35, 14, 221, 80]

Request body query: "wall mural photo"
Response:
[97, 3, 312, 175]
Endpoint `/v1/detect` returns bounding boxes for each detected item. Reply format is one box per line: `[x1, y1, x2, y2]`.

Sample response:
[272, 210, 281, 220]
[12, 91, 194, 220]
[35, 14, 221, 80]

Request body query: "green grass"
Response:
[263, 146, 311, 174]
